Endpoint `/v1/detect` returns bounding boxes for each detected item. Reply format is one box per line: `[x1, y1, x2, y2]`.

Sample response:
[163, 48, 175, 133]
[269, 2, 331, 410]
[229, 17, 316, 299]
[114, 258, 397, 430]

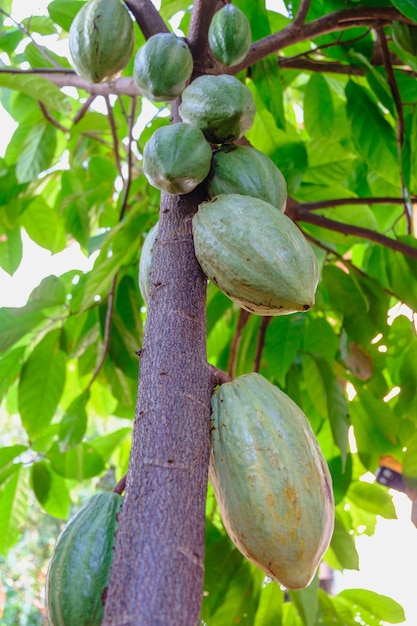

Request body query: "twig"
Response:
[227, 309, 251, 378]
[253, 317, 272, 373]
[188, 0, 220, 73]
[376, 26, 413, 234]
[87, 275, 118, 390]
[38, 101, 69, 132]
[298, 196, 417, 211]
[105, 95, 122, 177]
[289, 204, 417, 260]
[119, 97, 137, 220]
[73, 95, 96, 124]
[124, 0, 168, 39]
[293, 0, 312, 26]
[209, 364, 233, 387]
[113, 474, 127, 495]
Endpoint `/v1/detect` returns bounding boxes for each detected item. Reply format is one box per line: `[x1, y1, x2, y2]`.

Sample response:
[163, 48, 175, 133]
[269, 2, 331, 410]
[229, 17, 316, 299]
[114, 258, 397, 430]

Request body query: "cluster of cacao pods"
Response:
[46, 4, 335, 624]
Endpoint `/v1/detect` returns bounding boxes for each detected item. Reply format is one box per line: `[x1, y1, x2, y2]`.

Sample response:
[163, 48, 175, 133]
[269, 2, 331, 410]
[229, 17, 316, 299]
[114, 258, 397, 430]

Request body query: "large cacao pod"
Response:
[133, 33, 193, 101]
[192, 194, 319, 315]
[139, 222, 158, 304]
[46, 491, 123, 626]
[69, 0, 134, 84]
[207, 144, 287, 212]
[208, 4, 252, 67]
[179, 74, 255, 144]
[209, 372, 334, 589]
[143, 123, 212, 194]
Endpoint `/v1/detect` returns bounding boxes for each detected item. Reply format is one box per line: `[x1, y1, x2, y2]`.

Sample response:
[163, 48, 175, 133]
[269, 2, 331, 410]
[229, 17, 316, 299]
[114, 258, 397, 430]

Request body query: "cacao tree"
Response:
[0, 0, 417, 624]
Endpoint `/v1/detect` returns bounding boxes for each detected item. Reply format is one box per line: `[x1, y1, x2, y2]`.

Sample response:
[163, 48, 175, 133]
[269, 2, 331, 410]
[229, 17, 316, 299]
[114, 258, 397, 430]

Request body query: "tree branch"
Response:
[105, 95, 122, 177]
[298, 196, 417, 211]
[38, 101, 69, 133]
[376, 26, 413, 233]
[188, 0, 220, 74]
[289, 203, 417, 260]
[227, 309, 251, 378]
[293, 0, 312, 26]
[254, 317, 272, 373]
[124, 0, 168, 39]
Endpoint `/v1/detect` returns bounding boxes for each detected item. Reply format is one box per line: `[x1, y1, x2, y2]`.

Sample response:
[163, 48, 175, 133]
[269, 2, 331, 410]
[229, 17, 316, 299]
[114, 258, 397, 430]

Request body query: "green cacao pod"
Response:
[179, 74, 255, 144]
[208, 4, 252, 67]
[133, 33, 193, 101]
[192, 194, 319, 315]
[69, 0, 134, 83]
[143, 123, 212, 195]
[208, 144, 287, 212]
[139, 222, 158, 304]
[209, 372, 334, 589]
[46, 492, 123, 626]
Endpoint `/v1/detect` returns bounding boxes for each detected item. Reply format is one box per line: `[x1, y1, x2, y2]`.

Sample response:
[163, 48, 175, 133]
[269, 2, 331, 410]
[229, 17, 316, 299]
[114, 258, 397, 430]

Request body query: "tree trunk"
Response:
[103, 189, 214, 625]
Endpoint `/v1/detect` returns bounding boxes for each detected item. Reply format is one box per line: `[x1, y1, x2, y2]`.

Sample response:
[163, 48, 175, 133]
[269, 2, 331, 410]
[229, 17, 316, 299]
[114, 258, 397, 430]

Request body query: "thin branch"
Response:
[73, 95, 96, 124]
[253, 317, 272, 373]
[105, 95, 122, 177]
[119, 97, 137, 220]
[298, 196, 417, 211]
[289, 204, 417, 260]
[227, 309, 251, 378]
[293, 0, 312, 27]
[231, 7, 410, 72]
[38, 101, 69, 133]
[124, 0, 168, 39]
[113, 474, 127, 495]
[87, 275, 118, 390]
[209, 364, 233, 387]
[376, 26, 413, 234]
[188, 0, 220, 74]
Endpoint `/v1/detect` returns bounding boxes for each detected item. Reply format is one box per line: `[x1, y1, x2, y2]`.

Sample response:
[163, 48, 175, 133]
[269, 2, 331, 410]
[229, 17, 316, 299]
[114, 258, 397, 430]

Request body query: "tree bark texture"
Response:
[103, 189, 214, 625]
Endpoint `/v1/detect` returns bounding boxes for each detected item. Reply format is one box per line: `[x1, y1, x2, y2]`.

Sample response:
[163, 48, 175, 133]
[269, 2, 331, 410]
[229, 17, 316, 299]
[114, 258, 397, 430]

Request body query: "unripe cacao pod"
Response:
[69, 0, 134, 83]
[46, 492, 123, 626]
[192, 194, 319, 315]
[179, 74, 255, 144]
[143, 123, 213, 194]
[208, 144, 287, 212]
[139, 222, 158, 304]
[208, 4, 252, 66]
[209, 372, 334, 589]
[133, 33, 193, 101]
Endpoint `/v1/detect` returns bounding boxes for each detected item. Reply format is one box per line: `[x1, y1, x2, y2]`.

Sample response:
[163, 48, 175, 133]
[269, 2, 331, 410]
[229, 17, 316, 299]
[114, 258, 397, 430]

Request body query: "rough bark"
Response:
[103, 189, 214, 625]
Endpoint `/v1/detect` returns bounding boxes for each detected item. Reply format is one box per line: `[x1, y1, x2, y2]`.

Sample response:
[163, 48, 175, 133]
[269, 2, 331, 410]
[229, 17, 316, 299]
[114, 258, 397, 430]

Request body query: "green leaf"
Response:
[345, 81, 399, 186]
[338, 589, 405, 623]
[402, 431, 417, 492]
[262, 315, 305, 386]
[0, 346, 25, 402]
[90, 428, 132, 463]
[328, 509, 359, 571]
[0, 465, 29, 555]
[288, 576, 319, 626]
[0, 307, 45, 353]
[47, 442, 105, 480]
[31, 460, 71, 519]
[391, 0, 417, 22]
[252, 56, 285, 130]
[59, 391, 90, 448]
[347, 480, 397, 519]
[16, 122, 57, 183]
[254, 582, 284, 625]
[0, 223, 22, 275]
[48, 0, 85, 31]
[304, 74, 334, 138]
[0, 74, 70, 114]
[0, 444, 27, 485]
[25, 275, 67, 313]
[18, 329, 66, 439]
[21, 196, 66, 253]
[303, 137, 356, 186]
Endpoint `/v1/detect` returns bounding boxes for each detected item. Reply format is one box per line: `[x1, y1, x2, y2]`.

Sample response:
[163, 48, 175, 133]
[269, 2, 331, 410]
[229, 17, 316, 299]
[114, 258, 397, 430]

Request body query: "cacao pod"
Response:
[192, 194, 319, 315]
[139, 222, 158, 304]
[46, 491, 123, 626]
[133, 33, 193, 101]
[69, 0, 134, 84]
[143, 123, 212, 195]
[209, 372, 334, 589]
[208, 144, 287, 212]
[179, 74, 255, 144]
[208, 4, 252, 67]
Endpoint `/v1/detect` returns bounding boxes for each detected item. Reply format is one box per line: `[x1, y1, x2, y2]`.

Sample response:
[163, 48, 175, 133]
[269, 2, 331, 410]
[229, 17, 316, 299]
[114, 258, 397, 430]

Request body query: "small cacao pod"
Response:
[192, 194, 319, 315]
[208, 144, 287, 212]
[139, 222, 158, 304]
[45, 491, 123, 626]
[179, 74, 255, 144]
[133, 32, 193, 101]
[209, 372, 334, 589]
[208, 4, 252, 67]
[69, 0, 134, 83]
[143, 123, 213, 195]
